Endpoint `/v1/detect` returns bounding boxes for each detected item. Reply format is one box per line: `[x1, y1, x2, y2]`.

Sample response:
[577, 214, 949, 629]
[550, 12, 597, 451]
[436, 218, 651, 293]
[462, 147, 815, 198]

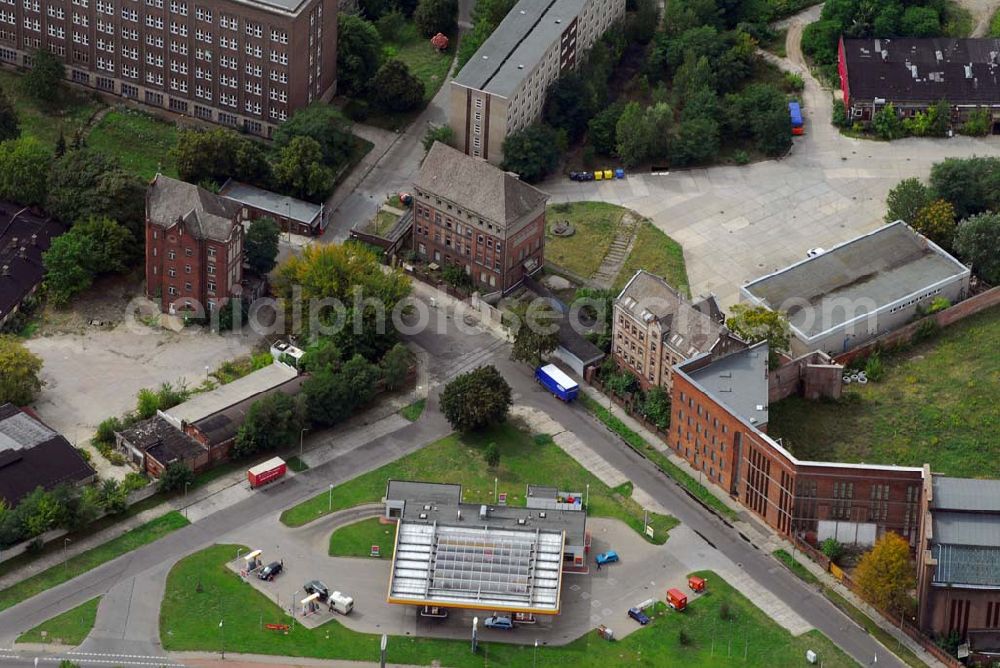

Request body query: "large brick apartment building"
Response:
[671, 342, 926, 543]
[449, 0, 624, 164]
[0, 0, 337, 136]
[145, 174, 245, 314]
[412, 142, 548, 295]
[612, 270, 745, 392]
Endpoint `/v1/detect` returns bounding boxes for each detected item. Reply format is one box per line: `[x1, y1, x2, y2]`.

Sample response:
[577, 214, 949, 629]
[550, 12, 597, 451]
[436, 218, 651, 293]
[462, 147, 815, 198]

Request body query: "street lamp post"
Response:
[380, 633, 388, 668]
[328, 483, 334, 512]
[219, 618, 224, 659]
[299, 428, 309, 458]
[184, 481, 191, 518]
[533, 639, 538, 667]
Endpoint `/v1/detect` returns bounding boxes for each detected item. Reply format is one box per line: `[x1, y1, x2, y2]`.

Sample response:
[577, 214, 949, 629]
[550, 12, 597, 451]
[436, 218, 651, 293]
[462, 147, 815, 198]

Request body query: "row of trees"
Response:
[859, 101, 992, 141]
[885, 157, 1000, 285]
[0, 335, 43, 406]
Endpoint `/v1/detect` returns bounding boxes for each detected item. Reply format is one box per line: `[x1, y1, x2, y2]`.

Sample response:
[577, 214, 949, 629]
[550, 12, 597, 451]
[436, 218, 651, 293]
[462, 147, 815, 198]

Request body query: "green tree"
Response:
[671, 116, 720, 166]
[885, 177, 931, 225]
[380, 343, 413, 390]
[510, 301, 561, 367]
[724, 84, 792, 156]
[170, 128, 267, 187]
[543, 73, 596, 142]
[158, 462, 195, 493]
[901, 5, 940, 36]
[872, 103, 905, 140]
[0, 335, 43, 405]
[725, 303, 790, 369]
[500, 124, 563, 183]
[642, 385, 671, 429]
[371, 59, 425, 112]
[0, 86, 19, 142]
[47, 150, 146, 234]
[953, 212, 1000, 284]
[440, 365, 512, 431]
[301, 338, 342, 374]
[820, 537, 844, 563]
[929, 156, 1000, 219]
[854, 532, 915, 614]
[422, 124, 455, 153]
[245, 217, 280, 275]
[22, 49, 65, 104]
[303, 354, 380, 426]
[234, 139, 272, 185]
[271, 136, 335, 202]
[626, 0, 659, 44]
[643, 102, 673, 162]
[234, 392, 306, 458]
[484, 442, 500, 468]
[616, 102, 654, 168]
[913, 198, 957, 248]
[16, 486, 59, 537]
[375, 8, 406, 39]
[414, 0, 457, 37]
[272, 103, 354, 168]
[958, 108, 991, 136]
[99, 479, 127, 514]
[337, 14, 383, 97]
[43, 217, 133, 304]
[588, 102, 625, 156]
[0, 137, 51, 205]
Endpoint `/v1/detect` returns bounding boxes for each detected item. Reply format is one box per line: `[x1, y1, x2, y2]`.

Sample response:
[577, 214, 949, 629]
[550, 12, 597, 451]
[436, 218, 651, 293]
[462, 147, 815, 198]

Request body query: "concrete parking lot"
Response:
[226, 514, 810, 647]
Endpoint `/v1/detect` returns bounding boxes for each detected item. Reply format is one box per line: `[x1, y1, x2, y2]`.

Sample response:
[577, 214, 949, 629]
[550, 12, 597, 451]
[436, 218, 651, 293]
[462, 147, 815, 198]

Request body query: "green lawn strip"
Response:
[581, 395, 740, 521]
[773, 549, 926, 668]
[279, 424, 677, 544]
[772, 549, 820, 585]
[614, 221, 689, 296]
[545, 202, 625, 278]
[329, 517, 396, 557]
[286, 456, 309, 472]
[768, 306, 1000, 477]
[86, 108, 178, 179]
[162, 546, 855, 667]
[16, 596, 100, 645]
[991, 6, 1000, 36]
[0, 70, 103, 149]
[399, 399, 426, 422]
[0, 512, 188, 613]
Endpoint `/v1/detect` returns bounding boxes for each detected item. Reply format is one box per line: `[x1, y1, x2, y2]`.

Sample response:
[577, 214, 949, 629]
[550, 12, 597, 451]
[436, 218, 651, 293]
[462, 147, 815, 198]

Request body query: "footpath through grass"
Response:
[545, 202, 625, 279]
[16, 596, 100, 646]
[329, 517, 396, 557]
[773, 549, 927, 668]
[768, 306, 1000, 477]
[0, 70, 102, 149]
[279, 423, 678, 543]
[615, 222, 689, 296]
[0, 511, 188, 613]
[162, 545, 855, 666]
[581, 395, 740, 521]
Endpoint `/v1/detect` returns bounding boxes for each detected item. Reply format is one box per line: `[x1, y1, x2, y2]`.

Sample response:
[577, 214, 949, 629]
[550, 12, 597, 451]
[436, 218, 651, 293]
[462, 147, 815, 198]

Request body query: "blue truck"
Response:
[535, 364, 579, 402]
[789, 101, 804, 135]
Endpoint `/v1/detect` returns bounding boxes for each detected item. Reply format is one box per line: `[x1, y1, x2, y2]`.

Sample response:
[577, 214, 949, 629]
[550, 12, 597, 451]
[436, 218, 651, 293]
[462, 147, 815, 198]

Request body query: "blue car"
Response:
[484, 616, 514, 630]
[595, 551, 619, 566]
[628, 607, 650, 625]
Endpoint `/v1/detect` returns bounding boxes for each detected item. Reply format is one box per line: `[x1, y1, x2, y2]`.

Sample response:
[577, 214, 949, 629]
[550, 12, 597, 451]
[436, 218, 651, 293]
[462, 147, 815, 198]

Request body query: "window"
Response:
[207, 281, 216, 293]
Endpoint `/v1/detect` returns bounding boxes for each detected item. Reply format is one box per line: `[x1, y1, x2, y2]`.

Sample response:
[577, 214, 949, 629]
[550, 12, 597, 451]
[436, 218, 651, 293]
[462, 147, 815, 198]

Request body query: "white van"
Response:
[328, 591, 354, 615]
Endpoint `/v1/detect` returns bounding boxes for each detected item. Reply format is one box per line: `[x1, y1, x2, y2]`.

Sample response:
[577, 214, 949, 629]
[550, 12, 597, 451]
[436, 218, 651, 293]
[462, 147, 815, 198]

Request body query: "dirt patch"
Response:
[33, 271, 146, 336]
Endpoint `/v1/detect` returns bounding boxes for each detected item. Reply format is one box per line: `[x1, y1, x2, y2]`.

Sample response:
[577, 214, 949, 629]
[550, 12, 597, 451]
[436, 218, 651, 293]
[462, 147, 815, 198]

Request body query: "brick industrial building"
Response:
[145, 174, 246, 314]
[612, 270, 744, 392]
[0, 205, 63, 328]
[670, 342, 926, 544]
[449, 0, 624, 164]
[0, 0, 337, 137]
[838, 37, 1000, 128]
[412, 142, 548, 295]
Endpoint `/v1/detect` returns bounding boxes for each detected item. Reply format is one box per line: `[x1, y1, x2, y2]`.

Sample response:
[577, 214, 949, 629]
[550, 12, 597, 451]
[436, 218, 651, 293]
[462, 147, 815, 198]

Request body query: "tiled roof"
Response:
[147, 174, 242, 242]
[0, 206, 64, 323]
[414, 142, 548, 227]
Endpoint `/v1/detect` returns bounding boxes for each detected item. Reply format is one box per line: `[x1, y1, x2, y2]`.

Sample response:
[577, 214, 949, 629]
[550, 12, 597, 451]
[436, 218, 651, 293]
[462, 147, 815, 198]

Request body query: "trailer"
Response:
[667, 588, 688, 611]
[789, 101, 804, 135]
[535, 364, 579, 402]
[248, 457, 287, 488]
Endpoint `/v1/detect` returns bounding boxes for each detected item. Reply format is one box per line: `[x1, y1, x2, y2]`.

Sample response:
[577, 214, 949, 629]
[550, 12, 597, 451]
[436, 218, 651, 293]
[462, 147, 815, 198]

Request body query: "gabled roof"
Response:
[0, 207, 64, 323]
[218, 180, 323, 227]
[616, 270, 726, 357]
[146, 174, 242, 242]
[414, 142, 548, 227]
[843, 38, 1000, 105]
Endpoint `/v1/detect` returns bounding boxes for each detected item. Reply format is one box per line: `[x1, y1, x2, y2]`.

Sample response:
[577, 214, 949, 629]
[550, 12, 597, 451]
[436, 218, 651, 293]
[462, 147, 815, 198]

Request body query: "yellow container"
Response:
[594, 171, 604, 181]
[603, 169, 613, 180]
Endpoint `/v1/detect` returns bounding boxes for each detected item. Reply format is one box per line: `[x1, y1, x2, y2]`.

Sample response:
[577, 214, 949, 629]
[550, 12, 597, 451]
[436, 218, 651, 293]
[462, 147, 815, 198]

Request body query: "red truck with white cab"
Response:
[248, 457, 287, 488]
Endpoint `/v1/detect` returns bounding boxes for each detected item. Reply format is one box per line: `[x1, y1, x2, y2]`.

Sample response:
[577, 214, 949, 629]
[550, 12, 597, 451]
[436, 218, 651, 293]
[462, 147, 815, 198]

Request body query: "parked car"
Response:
[304, 580, 330, 601]
[595, 551, 619, 566]
[258, 561, 282, 581]
[579, 171, 594, 181]
[627, 607, 650, 625]
[569, 171, 583, 181]
[807, 247, 825, 258]
[484, 615, 514, 630]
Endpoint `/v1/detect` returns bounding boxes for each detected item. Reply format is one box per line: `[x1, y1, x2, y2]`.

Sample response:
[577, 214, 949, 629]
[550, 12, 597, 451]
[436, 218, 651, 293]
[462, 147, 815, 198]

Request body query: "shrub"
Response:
[784, 72, 804, 92]
[864, 352, 885, 382]
[158, 462, 194, 493]
[679, 628, 693, 646]
[121, 472, 149, 493]
[913, 318, 940, 343]
[95, 416, 123, 446]
[732, 150, 750, 165]
[958, 108, 991, 136]
[925, 296, 951, 315]
[821, 537, 844, 563]
[832, 100, 850, 128]
[484, 442, 500, 468]
[719, 600, 734, 620]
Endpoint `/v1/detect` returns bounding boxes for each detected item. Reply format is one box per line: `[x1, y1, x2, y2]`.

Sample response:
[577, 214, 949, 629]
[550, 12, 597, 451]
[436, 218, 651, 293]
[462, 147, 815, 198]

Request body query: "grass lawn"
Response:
[0, 70, 102, 149]
[399, 399, 426, 422]
[580, 396, 740, 521]
[86, 108, 178, 179]
[615, 221, 689, 296]
[545, 202, 625, 279]
[329, 517, 397, 557]
[773, 549, 819, 585]
[768, 307, 1000, 477]
[279, 423, 679, 544]
[286, 456, 309, 472]
[162, 545, 855, 667]
[16, 597, 100, 646]
[991, 6, 1000, 36]
[0, 512, 188, 613]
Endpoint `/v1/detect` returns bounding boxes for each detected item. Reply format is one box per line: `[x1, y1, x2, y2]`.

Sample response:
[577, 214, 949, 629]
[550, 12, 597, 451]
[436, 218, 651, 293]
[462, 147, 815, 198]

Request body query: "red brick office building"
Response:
[145, 174, 246, 314]
[671, 342, 925, 542]
[0, 0, 337, 137]
[412, 142, 548, 295]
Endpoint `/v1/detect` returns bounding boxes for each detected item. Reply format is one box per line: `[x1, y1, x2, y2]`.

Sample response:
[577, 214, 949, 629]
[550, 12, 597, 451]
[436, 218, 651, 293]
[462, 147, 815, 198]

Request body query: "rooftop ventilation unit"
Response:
[517, 518, 526, 525]
[539, 511, 547, 518]
[423, 504, 432, 511]
[419, 512, 428, 519]
[964, 64, 973, 79]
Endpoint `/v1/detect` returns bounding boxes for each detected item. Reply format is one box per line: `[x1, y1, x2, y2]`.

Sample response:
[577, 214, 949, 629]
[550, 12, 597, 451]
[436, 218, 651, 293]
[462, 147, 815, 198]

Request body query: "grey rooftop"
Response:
[219, 180, 323, 226]
[685, 341, 770, 427]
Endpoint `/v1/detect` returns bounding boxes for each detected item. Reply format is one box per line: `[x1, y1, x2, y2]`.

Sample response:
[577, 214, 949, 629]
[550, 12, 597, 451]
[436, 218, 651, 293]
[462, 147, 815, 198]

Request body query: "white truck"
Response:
[328, 591, 354, 615]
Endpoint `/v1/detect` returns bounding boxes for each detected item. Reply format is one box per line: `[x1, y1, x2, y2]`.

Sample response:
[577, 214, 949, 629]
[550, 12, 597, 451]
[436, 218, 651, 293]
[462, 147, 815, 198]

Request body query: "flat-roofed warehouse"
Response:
[384, 481, 588, 615]
[448, 0, 624, 165]
[740, 221, 970, 357]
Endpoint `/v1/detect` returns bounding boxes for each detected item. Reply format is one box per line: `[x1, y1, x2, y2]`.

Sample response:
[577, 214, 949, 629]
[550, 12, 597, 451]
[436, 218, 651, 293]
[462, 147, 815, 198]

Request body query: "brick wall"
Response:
[769, 351, 843, 403]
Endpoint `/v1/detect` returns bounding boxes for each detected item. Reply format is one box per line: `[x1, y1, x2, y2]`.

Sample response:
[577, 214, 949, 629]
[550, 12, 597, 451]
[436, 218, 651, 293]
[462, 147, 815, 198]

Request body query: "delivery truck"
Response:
[789, 101, 804, 135]
[667, 588, 688, 611]
[535, 364, 579, 402]
[247, 457, 287, 488]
